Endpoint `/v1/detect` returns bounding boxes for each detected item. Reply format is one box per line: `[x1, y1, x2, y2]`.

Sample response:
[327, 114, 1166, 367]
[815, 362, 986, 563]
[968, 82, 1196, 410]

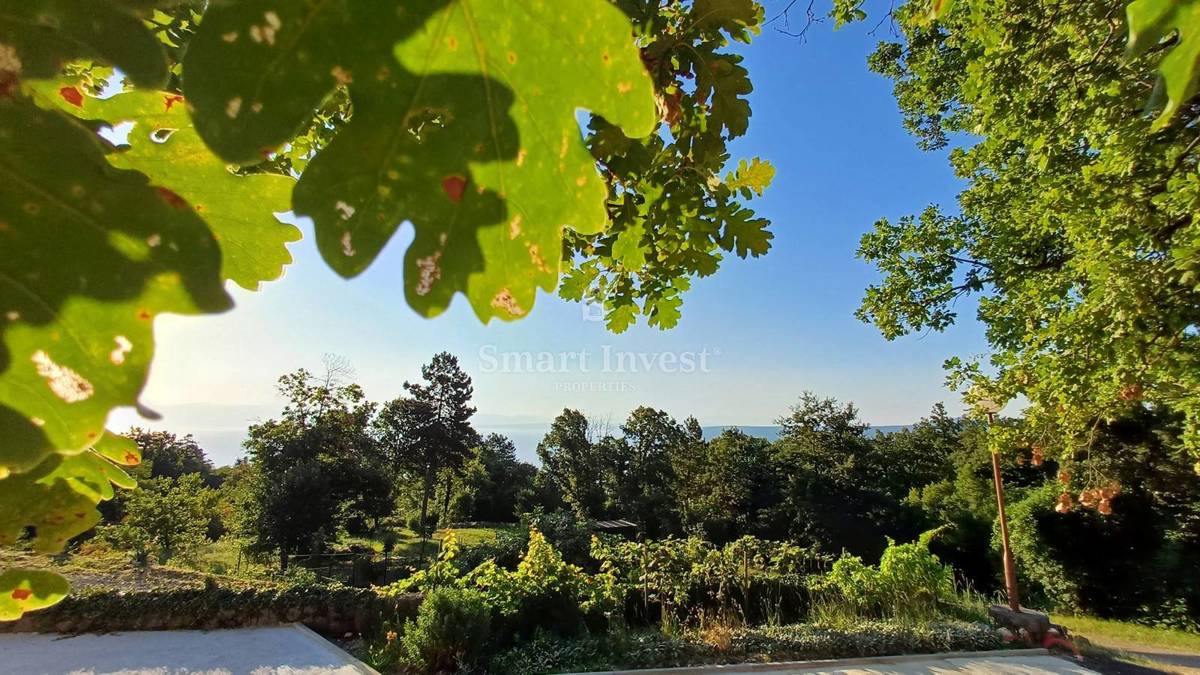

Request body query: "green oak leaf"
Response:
[692, 0, 764, 43]
[0, 454, 104, 552]
[0, 429, 133, 552]
[559, 260, 599, 302]
[88, 430, 142, 467]
[606, 304, 639, 333]
[0, 0, 171, 88]
[0, 97, 231, 476]
[613, 222, 648, 270]
[719, 204, 773, 257]
[0, 569, 69, 621]
[184, 0, 656, 323]
[647, 294, 683, 329]
[0, 431, 136, 553]
[1126, 0, 1200, 129]
[694, 52, 753, 140]
[724, 157, 775, 198]
[31, 83, 300, 290]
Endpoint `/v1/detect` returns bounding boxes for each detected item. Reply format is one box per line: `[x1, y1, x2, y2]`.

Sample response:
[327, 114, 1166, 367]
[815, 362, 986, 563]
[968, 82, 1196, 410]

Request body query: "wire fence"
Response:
[288, 551, 426, 586]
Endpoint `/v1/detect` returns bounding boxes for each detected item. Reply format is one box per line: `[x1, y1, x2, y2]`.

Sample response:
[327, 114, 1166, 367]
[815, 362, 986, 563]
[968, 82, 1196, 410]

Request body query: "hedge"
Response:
[489, 620, 1004, 674]
[0, 581, 422, 635]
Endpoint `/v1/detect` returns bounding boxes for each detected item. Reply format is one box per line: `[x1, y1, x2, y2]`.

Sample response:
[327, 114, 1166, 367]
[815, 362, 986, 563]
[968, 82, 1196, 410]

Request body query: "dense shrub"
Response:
[468, 529, 619, 638]
[383, 528, 622, 639]
[396, 587, 492, 673]
[520, 511, 596, 568]
[370, 528, 1002, 673]
[488, 620, 1001, 674]
[450, 528, 527, 573]
[591, 535, 828, 626]
[728, 620, 1001, 659]
[1004, 482, 1199, 628]
[489, 629, 712, 674]
[809, 531, 984, 623]
[0, 580, 421, 635]
[99, 474, 219, 565]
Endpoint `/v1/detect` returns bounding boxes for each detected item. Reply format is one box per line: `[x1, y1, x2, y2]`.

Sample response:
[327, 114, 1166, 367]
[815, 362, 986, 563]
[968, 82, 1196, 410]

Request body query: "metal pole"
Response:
[988, 412, 1022, 612]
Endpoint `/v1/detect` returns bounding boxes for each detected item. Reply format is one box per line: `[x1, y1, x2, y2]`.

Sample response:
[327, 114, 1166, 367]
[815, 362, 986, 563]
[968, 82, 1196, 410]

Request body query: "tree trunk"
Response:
[418, 464, 433, 563]
[440, 472, 454, 524]
[280, 547, 289, 572]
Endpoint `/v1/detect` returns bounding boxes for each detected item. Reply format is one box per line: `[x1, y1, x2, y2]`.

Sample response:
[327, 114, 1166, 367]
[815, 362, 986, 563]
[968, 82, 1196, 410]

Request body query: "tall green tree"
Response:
[770, 394, 913, 558]
[856, 0, 1200, 464]
[537, 409, 609, 520]
[100, 428, 219, 525]
[124, 428, 218, 486]
[454, 434, 538, 523]
[243, 364, 382, 569]
[377, 352, 476, 559]
[669, 416, 709, 531]
[683, 428, 779, 543]
[102, 473, 217, 565]
[611, 407, 685, 536]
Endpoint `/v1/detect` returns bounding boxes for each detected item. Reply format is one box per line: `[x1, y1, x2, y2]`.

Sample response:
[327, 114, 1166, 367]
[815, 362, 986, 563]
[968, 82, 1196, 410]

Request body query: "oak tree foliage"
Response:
[855, 0, 1200, 466]
[0, 0, 772, 617]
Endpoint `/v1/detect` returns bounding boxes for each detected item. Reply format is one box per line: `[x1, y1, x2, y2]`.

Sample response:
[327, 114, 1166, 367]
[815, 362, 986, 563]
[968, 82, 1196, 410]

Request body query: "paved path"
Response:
[0, 624, 378, 675]
[572, 649, 1098, 674]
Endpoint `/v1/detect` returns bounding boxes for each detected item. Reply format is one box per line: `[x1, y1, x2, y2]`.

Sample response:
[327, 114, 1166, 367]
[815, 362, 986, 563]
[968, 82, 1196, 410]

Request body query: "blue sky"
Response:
[110, 5, 988, 465]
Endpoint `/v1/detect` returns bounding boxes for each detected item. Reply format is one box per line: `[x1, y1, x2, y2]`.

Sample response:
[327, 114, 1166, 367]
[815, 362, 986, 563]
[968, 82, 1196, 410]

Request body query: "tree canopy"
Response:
[855, 0, 1200, 464]
[242, 365, 385, 568]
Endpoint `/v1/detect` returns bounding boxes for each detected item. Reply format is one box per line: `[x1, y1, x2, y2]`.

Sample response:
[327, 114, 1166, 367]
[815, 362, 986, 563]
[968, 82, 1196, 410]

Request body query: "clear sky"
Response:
[109, 5, 988, 466]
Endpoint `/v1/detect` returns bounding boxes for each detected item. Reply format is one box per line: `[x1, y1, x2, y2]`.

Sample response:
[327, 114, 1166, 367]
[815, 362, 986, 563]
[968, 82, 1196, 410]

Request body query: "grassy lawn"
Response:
[343, 524, 517, 558]
[1056, 614, 1200, 654]
[0, 546, 266, 592]
[0, 525, 519, 594]
[193, 537, 273, 578]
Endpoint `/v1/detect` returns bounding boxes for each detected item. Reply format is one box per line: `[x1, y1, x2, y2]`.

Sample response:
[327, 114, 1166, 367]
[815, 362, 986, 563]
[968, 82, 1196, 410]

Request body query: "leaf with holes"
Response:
[32, 83, 300, 290]
[0, 97, 231, 477]
[184, 0, 656, 323]
[1126, 0, 1200, 129]
[0, 569, 69, 621]
[0, 0, 175, 89]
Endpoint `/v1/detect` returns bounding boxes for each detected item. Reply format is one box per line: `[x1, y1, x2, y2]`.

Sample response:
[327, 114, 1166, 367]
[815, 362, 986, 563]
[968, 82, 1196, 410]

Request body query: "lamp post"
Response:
[977, 396, 1022, 613]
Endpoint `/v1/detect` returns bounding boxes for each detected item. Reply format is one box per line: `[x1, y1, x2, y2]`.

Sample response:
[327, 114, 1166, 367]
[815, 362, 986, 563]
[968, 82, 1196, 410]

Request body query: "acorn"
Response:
[1079, 489, 1098, 508]
[1055, 492, 1073, 513]
[1058, 470, 1071, 485]
[1097, 499, 1113, 516]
